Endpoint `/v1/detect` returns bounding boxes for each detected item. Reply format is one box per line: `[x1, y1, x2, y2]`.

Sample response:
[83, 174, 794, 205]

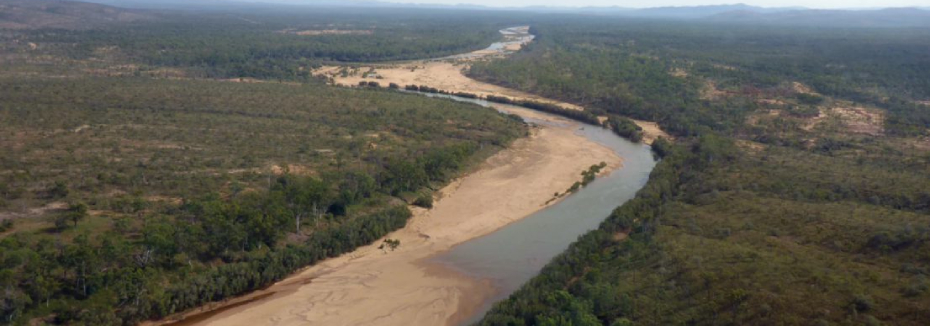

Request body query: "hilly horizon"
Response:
[17, 0, 929, 28]
[75, 0, 926, 11]
[0, 0, 153, 29]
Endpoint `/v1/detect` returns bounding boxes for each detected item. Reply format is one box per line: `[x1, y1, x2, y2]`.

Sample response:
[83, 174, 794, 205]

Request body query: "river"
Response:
[413, 93, 657, 325]
[155, 26, 658, 326]
[432, 26, 535, 61]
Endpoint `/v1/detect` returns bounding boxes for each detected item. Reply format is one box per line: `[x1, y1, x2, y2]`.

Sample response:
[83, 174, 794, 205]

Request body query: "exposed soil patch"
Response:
[612, 231, 629, 242]
[791, 81, 820, 96]
[144, 196, 183, 206]
[276, 29, 373, 36]
[711, 63, 738, 71]
[800, 109, 826, 131]
[757, 98, 788, 106]
[764, 105, 883, 136]
[701, 80, 729, 100]
[223, 77, 301, 86]
[746, 109, 783, 127]
[895, 136, 930, 152]
[270, 164, 316, 176]
[832, 107, 884, 136]
[737, 139, 767, 152]
[0, 201, 67, 221]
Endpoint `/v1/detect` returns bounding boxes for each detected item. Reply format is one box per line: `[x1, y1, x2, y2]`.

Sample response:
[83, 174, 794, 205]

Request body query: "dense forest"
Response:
[2, 6, 522, 80]
[470, 19, 930, 137]
[473, 18, 930, 325]
[0, 77, 525, 324]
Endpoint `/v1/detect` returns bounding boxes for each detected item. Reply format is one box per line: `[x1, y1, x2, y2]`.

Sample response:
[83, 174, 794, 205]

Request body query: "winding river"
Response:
[157, 26, 658, 326]
[415, 93, 656, 325]
[433, 26, 535, 61]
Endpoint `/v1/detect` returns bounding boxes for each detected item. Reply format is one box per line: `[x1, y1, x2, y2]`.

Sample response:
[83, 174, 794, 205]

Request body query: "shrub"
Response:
[652, 137, 673, 158]
[863, 315, 882, 326]
[796, 93, 825, 105]
[0, 219, 12, 232]
[413, 193, 434, 208]
[610, 318, 633, 326]
[851, 294, 874, 313]
[452, 91, 478, 99]
[606, 115, 644, 142]
[902, 277, 928, 297]
[49, 181, 69, 199]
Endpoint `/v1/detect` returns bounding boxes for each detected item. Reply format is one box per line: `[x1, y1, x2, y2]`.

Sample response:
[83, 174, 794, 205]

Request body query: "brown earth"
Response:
[276, 29, 374, 36]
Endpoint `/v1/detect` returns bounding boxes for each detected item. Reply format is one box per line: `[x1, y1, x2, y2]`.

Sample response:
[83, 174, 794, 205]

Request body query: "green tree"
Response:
[68, 202, 88, 227]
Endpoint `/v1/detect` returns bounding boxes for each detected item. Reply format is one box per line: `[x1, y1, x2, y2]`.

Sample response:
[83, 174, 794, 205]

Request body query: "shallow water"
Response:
[431, 26, 534, 61]
[415, 92, 657, 325]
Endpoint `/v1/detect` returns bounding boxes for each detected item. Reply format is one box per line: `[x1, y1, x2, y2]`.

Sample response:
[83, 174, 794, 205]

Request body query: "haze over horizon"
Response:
[248, 0, 930, 9]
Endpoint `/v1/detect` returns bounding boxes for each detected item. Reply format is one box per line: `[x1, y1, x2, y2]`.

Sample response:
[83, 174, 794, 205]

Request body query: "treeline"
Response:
[402, 85, 478, 99]
[485, 95, 601, 126]
[604, 115, 644, 143]
[398, 86, 603, 126]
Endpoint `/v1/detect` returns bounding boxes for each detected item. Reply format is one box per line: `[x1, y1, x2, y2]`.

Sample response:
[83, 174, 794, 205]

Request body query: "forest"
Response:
[472, 17, 930, 326]
[0, 77, 525, 324]
[0, 5, 539, 324]
[469, 19, 930, 137]
[3, 7, 524, 80]
[3, 1, 930, 325]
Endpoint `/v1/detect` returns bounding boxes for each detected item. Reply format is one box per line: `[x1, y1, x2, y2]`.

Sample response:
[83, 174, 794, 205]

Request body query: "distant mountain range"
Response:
[0, 0, 154, 29]
[545, 3, 930, 27]
[621, 4, 806, 19]
[705, 7, 930, 27]
[6, 0, 930, 29]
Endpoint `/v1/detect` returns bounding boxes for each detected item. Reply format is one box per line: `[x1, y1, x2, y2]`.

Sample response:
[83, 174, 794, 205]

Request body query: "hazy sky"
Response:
[380, 0, 929, 8]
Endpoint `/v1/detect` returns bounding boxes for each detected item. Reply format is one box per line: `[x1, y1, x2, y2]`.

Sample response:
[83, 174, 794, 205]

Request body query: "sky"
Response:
[378, 0, 930, 8]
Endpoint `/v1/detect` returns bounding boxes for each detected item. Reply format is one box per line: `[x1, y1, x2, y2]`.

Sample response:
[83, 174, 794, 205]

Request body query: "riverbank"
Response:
[173, 105, 621, 326]
[313, 27, 667, 144]
[155, 26, 657, 326]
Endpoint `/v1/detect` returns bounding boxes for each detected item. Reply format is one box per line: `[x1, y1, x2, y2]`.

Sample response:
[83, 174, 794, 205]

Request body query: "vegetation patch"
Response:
[0, 76, 525, 324]
[474, 18, 930, 326]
